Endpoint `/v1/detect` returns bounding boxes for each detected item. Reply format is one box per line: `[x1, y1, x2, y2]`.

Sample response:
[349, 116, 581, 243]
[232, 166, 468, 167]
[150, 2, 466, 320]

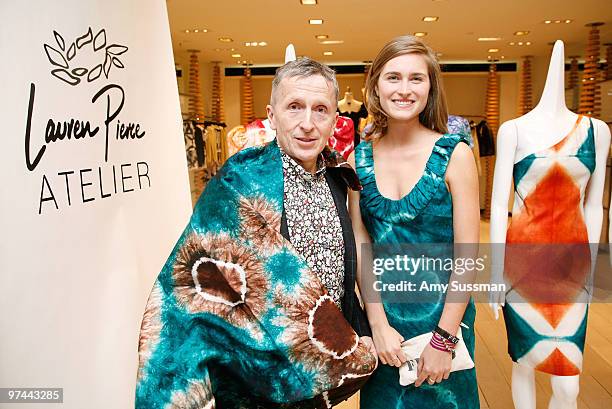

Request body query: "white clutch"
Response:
[398, 327, 474, 386]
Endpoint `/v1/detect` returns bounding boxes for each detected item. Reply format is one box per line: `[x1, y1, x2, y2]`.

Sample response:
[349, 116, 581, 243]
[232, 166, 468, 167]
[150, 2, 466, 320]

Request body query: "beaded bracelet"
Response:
[430, 332, 457, 358]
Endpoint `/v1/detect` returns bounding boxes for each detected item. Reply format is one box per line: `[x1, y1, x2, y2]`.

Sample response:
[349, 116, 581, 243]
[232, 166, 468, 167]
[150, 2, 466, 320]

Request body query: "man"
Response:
[136, 58, 376, 409]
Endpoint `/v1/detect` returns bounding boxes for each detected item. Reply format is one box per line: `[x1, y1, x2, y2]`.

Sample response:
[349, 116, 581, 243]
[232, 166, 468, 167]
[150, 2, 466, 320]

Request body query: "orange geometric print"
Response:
[530, 303, 572, 329]
[535, 348, 580, 376]
[505, 163, 590, 317]
[507, 163, 587, 244]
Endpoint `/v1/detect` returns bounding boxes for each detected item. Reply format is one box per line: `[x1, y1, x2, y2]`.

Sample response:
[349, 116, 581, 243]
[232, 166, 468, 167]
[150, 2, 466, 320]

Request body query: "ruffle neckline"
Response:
[356, 133, 467, 222]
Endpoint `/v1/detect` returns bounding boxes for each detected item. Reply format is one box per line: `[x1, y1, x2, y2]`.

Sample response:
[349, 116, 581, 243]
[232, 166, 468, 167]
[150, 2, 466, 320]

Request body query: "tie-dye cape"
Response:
[136, 140, 376, 408]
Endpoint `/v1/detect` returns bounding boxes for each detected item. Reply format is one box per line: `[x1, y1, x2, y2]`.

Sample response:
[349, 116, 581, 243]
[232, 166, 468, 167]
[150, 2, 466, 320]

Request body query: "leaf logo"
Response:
[44, 28, 128, 86]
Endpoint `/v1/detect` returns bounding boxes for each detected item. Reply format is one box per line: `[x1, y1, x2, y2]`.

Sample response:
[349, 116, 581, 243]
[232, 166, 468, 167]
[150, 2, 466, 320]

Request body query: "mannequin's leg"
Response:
[511, 362, 536, 409]
[548, 375, 579, 409]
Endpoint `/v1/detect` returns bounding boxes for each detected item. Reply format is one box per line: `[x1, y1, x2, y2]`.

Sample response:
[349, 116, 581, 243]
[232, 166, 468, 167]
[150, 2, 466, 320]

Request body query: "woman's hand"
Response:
[414, 344, 452, 387]
[371, 323, 406, 367]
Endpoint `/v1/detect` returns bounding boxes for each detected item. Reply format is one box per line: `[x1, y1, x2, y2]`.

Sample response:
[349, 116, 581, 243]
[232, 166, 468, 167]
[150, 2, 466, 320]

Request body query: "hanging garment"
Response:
[338, 104, 368, 147]
[227, 119, 276, 157]
[502, 115, 595, 376]
[356, 134, 479, 409]
[328, 116, 354, 160]
[194, 124, 205, 167]
[476, 120, 495, 156]
[448, 115, 474, 148]
[183, 120, 198, 168]
[136, 140, 376, 408]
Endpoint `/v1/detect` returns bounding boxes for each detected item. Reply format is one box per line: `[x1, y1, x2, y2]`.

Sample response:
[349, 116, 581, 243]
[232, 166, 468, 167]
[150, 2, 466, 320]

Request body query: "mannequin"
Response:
[337, 86, 368, 146]
[489, 40, 610, 409]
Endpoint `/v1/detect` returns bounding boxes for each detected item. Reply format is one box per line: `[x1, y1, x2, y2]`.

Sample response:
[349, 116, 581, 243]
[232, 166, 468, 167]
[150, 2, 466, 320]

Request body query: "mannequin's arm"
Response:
[489, 120, 518, 318]
[584, 120, 611, 287]
[583, 120, 611, 243]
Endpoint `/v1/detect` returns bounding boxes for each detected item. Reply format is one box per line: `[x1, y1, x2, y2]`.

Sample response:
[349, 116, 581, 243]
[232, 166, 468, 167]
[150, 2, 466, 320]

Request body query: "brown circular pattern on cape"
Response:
[173, 232, 269, 327]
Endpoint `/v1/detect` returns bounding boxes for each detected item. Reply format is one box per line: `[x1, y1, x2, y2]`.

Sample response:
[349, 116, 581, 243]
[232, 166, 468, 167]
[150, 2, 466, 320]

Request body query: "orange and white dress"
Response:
[502, 115, 595, 376]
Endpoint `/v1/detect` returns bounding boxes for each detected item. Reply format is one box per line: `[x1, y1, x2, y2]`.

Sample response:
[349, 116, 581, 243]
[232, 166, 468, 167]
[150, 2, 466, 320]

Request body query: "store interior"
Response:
[164, 1, 612, 407]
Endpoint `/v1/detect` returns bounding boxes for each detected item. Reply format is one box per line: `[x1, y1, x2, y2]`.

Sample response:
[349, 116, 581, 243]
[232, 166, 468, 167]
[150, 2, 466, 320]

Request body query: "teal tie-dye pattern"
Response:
[356, 134, 479, 409]
[136, 140, 376, 408]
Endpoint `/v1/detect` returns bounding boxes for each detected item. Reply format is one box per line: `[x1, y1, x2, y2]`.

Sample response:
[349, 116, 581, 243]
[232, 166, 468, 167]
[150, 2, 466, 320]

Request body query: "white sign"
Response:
[0, 1, 191, 407]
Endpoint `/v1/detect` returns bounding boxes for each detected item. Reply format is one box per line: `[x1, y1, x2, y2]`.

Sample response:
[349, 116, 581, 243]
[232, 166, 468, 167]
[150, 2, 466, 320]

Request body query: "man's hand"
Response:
[414, 344, 452, 387]
[361, 336, 377, 358]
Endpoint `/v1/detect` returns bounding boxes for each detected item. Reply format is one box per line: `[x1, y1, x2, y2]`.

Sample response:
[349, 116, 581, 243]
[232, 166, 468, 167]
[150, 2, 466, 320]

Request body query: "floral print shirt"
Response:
[281, 150, 345, 308]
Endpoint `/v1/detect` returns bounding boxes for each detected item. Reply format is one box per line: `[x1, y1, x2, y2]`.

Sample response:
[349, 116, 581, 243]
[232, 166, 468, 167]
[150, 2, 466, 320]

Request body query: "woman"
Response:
[348, 36, 480, 408]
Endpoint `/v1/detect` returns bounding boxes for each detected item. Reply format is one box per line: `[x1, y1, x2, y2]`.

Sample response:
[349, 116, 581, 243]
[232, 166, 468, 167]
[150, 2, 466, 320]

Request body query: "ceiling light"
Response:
[323, 51, 333, 56]
[315, 34, 328, 39]
[309, 19, 323, 25]
[501, 56, 505, 59]
[514, 31, 529, 36]
[544, 20, 552, 24]
[525, 41, 531, 45]
[230, 48, 235, 51]
[422, 16, 439, 22]
[202, 29, 208, 33]
[565, 19, 572, 23]
[414, 32, 427, 37]
[554, 20, 561, 23]
[245, 42, 250, 46]
[518, 42, 524, 45]
[184, 29, 190, 33]
[320, 40, 344, 44]
[231, 54, 241, 58]
[300, 0, 317, 4]
[250, 42, 258, 46]
[258, 42, 267, 46]
[219, 37, 233, 42]
[509, 42, 515, 45]
[488, 48, 499, 52]
[194, 29, 199, 33]
[478, 37, 501, 41]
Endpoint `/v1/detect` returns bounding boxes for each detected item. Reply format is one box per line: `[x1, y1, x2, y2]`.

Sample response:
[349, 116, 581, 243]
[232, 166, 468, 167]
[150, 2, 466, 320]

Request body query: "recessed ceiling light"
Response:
[478, 37, 501, 41]
[320, 40, 344, 44]
[514, 31, 529, 36]
[194, 29, 199, 33]
[300, 0, 317, 4]
[422, 16, 439, 22]
[414, 32, 427, 37]
[250, 42, 258, 46]
[525, 41, 531, 45]
[231, 54, 241, 58]
[509, 42, 515, 45]
[501, 56, 505, 59]
[219, 37, 233, 42]
[230, 48, 235, 51]
[323, 51, 333, 56]
[309, 19, 323, 25]
[315, 34, 329, 39]
[245, 42, 251, 47]
[544, 20, 552, 24]
[258, 42, 267, 46]
[554, 20, 561, 23]
[488, 48, 499, 52]
[518, 41, 524, 45]
[202, 29, 208, 33]
[184, 29, 190, 33]
[565, 19, 572, 23]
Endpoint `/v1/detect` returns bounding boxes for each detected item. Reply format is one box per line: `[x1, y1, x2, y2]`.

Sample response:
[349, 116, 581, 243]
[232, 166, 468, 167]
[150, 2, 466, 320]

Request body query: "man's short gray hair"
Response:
[270, 57, 339, 105]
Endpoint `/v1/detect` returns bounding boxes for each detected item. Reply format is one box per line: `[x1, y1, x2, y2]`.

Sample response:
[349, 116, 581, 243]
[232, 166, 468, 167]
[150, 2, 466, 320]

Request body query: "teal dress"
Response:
[356, 134, 479, 409]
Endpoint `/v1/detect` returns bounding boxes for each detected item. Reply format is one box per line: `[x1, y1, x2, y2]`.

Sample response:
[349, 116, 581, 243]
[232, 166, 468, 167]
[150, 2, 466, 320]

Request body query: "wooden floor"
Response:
[336, 221, 612, 409]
